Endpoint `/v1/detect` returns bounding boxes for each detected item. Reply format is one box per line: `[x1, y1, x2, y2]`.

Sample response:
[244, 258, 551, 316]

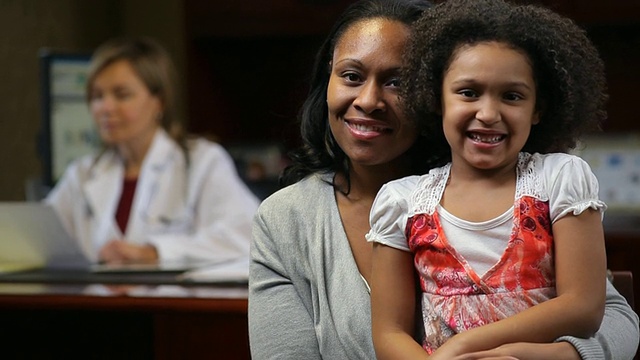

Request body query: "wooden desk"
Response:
[0, 283, 250, 359]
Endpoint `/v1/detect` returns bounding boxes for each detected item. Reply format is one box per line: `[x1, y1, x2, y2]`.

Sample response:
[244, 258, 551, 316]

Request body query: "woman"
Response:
[46, 37, 259, 265]
[248, 0, 639, 359]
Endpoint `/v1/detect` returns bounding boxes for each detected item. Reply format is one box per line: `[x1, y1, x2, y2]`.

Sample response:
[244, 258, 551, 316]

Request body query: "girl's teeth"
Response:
[470, 134, 503, 143]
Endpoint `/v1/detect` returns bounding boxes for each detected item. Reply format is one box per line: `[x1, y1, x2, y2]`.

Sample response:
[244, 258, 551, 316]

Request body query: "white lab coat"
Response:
[45, 129, 260, 263]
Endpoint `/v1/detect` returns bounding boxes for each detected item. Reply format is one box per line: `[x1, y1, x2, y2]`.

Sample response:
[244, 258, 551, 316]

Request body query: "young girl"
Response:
[367, 0, 609, 358]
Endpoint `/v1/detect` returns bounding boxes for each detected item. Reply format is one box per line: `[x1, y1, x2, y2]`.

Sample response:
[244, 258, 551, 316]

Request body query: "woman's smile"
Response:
[344, 118, 393, 140]
[326, 18, 418, 167]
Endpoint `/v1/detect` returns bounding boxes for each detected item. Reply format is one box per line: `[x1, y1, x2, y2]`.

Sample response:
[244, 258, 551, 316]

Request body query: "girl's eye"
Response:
[459, 89, 477, 98]
[504, 92, 524, 101]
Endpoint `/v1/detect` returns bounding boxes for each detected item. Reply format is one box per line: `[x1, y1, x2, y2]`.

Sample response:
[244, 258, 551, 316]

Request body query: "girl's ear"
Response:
[532, 111, 540, 125]
[533, 100, 545, 125]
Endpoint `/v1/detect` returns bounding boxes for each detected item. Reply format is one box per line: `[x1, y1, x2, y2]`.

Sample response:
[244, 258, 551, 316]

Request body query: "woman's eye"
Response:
[115, 91, 132, 100]
[387, 78, 401, 87]
[343, 73, 361, 82]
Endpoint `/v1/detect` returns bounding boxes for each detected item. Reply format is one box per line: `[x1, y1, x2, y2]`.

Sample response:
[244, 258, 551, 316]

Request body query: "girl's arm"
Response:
[371, 243, 429, 359]
[447, 342, 577, 360]
[433, 208, 607, 357]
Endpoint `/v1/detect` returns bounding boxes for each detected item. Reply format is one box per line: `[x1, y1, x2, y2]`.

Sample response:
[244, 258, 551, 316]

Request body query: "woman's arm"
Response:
[434, 209, 607, 357]
[556, 278, 640, 360]
[248, 210, 322, 360]
[371, 243, 428, 359]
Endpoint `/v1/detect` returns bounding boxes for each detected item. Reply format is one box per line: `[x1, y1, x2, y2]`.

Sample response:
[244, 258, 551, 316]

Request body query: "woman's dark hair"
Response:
[402, 0, 608, 163]
[280, 0, 433, 187]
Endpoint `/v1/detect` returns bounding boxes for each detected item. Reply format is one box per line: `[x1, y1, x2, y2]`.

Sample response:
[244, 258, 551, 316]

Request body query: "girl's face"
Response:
[441, 41, 539, 175]
[326, 18, 418, 170]
[89, 59, 162, 148]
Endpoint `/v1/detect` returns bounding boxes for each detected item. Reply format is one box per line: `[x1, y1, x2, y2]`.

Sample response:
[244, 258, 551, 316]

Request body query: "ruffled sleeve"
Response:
[544, 154, 607, 223]
[365, 176, 418, 252]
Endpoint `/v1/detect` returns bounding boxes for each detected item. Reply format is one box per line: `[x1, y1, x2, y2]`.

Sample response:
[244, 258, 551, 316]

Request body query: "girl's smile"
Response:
[441, 41, 539, 175]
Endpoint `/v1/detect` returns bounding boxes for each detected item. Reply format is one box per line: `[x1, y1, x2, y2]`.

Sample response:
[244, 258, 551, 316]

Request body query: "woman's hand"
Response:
[99, 239, 158, 264]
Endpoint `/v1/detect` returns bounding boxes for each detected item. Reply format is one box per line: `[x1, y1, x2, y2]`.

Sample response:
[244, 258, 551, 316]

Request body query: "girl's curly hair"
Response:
[402, 0, 608, 163]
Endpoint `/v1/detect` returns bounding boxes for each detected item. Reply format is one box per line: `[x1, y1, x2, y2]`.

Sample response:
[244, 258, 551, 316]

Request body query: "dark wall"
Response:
[183, 0, 356, 149]
[0, 0, 186, 201]
[0, 0, 119, 201]
[183, 0, 640, 149]
[1, 0, 638, 200]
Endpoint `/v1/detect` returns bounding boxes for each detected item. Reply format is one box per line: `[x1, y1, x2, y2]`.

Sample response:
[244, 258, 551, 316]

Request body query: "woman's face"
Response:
[327, 18, 418, 170]
[89, 59, 162, 147]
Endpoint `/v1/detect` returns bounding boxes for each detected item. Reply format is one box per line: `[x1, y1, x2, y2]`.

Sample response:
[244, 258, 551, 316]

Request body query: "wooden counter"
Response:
[0, 282, 249, 359]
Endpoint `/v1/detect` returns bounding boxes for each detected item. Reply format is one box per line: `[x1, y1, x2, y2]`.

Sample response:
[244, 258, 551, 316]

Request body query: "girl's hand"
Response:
[451, 356, 518, 360]
[448, 342, 580, 360]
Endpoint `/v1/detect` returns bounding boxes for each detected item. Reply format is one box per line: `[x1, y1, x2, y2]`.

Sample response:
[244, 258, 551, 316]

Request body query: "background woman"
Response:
[46, 37, 259, 265]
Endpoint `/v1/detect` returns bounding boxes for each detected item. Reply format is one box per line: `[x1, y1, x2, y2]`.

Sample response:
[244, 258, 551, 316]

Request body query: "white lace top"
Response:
[366, 152, 607, 251]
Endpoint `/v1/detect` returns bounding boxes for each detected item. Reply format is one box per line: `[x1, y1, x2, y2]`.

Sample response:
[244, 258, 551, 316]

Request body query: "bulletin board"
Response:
[38, 49, 99, 187]
[572, 134, 640, 212]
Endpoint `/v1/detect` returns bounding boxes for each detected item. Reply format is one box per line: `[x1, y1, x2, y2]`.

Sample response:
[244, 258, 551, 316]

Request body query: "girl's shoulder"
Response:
[384, 164, 451, 191]
[383, 174, 422, 190]
[380, 166, 451, 216]
[517, 152, 598, 202]
[520, 152, 591, 175]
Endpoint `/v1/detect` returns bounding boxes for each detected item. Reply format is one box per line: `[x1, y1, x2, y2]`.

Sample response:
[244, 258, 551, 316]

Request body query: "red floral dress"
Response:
[407, 196, 556, 352]
[367, 153, 606, 353]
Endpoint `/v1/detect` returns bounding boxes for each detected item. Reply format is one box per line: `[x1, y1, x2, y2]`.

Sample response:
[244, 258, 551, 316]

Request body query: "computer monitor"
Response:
[38, 48, 99, 188]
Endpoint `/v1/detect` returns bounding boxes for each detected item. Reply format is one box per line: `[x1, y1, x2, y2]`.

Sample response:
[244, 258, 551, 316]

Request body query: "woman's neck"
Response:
[337, 162, 409, 203]
[117, 129, 157, 179]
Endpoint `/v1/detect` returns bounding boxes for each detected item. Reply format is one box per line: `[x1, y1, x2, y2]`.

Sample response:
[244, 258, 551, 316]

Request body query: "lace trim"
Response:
[411, 153, 547, 216]
[515, 153, 547, 201]
[412, 164, 451, 215]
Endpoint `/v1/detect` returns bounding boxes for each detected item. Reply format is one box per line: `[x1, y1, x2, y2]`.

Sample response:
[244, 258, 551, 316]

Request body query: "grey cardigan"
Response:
[248, 173, 639, 359]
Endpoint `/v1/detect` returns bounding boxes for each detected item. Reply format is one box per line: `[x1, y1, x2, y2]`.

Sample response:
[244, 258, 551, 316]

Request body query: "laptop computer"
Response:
[0, 202, 217, 275]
